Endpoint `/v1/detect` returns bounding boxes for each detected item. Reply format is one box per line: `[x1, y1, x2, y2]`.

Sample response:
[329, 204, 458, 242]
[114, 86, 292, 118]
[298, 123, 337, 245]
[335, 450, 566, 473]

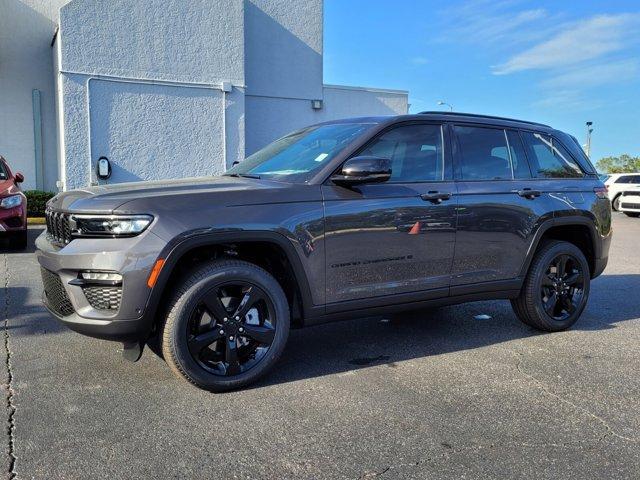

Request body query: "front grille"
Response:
[620, 202, 640, 210]
[83, 286, 122, 311]
[41, 268, 74, 317]
[45, 209, 72, 245]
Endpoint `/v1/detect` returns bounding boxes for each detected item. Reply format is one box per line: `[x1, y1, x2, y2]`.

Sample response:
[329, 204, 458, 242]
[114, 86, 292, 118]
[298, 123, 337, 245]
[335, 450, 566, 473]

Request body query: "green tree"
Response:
[596, 154, 640, 173]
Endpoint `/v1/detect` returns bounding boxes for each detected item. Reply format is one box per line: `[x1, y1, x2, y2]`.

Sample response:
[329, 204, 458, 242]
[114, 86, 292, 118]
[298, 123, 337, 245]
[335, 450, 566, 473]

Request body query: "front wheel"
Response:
[511, 240, 590, 332]
[161, 259, 290, 392]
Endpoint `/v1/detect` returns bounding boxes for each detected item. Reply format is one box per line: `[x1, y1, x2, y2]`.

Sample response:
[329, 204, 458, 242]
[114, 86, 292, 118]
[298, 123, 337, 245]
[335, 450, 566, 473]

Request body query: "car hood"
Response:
[47, 176, 320, 213]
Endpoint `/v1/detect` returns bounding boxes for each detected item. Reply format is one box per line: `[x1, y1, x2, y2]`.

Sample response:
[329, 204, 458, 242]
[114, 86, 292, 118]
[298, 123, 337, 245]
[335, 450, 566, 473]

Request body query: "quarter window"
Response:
[506, 130, 531, 179]
[454, 126, 513, 180]
[615, 176, 632, 183]
[522, 132, 583, 178]
[360, 124, 445, 182]
[615, 175, 640, 184]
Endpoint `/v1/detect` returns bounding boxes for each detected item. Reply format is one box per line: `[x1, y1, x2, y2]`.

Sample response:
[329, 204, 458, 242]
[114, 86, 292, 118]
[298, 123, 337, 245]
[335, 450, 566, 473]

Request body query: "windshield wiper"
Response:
[225, 173, 261, 179]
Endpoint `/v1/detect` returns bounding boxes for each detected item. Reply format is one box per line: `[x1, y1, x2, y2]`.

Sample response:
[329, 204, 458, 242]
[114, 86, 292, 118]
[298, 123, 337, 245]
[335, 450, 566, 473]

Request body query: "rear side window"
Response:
[360, 124, 445, 182]
[454, 126, 512, 180]
[0, 163, 7, 180]
[615, 175, 640, 184]
[522, 132, 583, 178]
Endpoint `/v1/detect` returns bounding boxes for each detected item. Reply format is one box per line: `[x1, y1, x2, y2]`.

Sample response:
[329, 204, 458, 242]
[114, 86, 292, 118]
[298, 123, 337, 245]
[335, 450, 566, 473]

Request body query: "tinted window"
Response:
[360, 124, 445, 182]
[454, 126, 512, 180]
[0, 163, 7, 181]
[522, 132, 583, 178]
[615, 175, 640, 184]
[506, 130, 531, 179]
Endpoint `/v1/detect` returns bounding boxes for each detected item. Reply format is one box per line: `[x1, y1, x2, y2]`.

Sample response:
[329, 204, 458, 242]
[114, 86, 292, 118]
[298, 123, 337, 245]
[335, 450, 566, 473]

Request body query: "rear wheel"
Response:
[623, 212, 640, 218]
[511, 240, 590, 332]
[161, 259, 290, 392]
[612, 195, 621, 211]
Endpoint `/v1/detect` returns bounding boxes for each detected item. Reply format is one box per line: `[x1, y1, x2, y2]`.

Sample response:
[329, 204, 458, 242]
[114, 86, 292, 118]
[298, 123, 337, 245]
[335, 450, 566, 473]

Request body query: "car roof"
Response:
[322, 112, 555, 132]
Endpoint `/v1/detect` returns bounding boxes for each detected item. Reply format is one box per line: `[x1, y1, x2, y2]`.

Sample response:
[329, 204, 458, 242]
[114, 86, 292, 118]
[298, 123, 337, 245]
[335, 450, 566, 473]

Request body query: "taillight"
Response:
[594, 186, 608, 199]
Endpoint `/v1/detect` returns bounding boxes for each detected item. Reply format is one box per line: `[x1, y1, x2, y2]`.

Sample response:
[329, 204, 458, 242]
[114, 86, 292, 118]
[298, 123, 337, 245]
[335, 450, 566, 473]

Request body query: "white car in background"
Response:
[604, 173, 640, 210]
[617, 189, 640, 218]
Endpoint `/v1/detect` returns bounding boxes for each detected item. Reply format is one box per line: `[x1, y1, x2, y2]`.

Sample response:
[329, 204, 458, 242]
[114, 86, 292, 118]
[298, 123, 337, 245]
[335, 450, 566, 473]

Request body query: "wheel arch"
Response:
[141, 230, 316, 338]
[520, 216, 601, 279]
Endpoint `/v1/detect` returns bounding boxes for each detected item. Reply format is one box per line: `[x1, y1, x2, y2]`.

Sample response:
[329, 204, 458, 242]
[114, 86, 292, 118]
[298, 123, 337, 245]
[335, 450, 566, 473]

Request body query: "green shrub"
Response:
[24, 190, 56, 217]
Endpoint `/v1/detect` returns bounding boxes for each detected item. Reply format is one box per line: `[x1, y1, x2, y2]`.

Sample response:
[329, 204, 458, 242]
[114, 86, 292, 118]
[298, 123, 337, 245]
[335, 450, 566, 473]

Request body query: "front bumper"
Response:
[0, 204, 26, 232]
[36, 229, 168, 341]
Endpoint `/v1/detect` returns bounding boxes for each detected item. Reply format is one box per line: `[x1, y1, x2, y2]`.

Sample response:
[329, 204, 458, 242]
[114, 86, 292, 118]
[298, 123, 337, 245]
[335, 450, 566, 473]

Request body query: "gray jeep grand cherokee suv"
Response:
[37, 112, 611, 391]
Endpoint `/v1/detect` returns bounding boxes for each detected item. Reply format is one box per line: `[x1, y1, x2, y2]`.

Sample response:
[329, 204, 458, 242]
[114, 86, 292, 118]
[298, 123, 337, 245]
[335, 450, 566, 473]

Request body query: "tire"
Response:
[9, 230, 27, 250]
[511, 240, 590, 332]
[623, 212, 640, 218]
[612, 195, 621, 211]
[161, 259, 290, 392]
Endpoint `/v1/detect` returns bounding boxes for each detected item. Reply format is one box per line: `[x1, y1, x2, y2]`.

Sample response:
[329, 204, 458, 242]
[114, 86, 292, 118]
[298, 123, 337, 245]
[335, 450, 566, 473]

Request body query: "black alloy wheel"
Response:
[162, 259, 290, 392]
[187, 282, 276, 376]
[511, 240, 590, 332]
[540, 253, 585, 321]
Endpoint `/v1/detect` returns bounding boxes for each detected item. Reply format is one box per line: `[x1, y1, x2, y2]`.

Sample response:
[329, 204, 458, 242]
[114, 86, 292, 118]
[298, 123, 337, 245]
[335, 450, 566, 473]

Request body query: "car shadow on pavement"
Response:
[253, 273, 640, 389]
[0, 226, 43, 254]
[3, 286, 68, 336]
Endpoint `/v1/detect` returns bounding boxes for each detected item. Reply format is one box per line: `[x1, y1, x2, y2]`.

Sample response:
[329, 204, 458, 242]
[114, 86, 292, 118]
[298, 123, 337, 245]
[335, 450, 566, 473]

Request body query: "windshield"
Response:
[225, 123, 374, 182]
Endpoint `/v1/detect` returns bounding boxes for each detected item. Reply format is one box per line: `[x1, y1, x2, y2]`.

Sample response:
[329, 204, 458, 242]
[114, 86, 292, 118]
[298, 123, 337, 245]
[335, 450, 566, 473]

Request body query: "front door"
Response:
[322, 123, 457, 304]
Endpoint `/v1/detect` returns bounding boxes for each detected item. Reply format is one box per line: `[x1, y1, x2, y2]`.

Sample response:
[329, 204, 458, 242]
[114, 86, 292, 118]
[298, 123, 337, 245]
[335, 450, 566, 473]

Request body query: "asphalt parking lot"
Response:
[1, 214, 639, 479]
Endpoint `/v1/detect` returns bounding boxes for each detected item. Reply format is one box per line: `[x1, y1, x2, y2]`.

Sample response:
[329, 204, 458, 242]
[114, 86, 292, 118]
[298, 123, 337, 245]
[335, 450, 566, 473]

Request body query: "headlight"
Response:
[71, 214, 153, 238]
[0, 195, 23, 209]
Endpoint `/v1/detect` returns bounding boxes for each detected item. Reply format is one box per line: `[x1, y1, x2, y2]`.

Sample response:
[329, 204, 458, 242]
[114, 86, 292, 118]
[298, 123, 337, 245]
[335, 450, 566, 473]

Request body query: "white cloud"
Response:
[438, 0, 556, 46]
[493, 14, 640, 75]
[541, 59, 640, 89]
[435, 2, 640, 112]
[410, 56, 428, 65]
[531, 90, 605, 111]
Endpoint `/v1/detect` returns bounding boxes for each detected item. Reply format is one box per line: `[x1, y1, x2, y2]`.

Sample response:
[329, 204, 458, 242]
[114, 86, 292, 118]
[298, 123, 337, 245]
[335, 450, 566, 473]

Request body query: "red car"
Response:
[0, 156, 27, 249]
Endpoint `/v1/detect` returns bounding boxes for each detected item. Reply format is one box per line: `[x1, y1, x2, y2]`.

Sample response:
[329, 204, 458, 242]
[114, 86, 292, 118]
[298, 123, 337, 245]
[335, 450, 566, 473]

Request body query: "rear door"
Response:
[451, 125, 553, 288]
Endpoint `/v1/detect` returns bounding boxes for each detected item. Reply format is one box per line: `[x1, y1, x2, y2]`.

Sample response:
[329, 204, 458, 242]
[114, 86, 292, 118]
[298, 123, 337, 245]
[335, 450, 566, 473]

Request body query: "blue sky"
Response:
[324, 0, 640, 163]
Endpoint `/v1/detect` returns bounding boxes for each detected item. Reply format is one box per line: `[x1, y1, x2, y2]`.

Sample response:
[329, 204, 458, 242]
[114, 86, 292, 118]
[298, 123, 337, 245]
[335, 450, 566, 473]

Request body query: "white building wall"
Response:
[245, 85, 408, 155]
[3, 0, 409, 191]
[244, 0, 323, 100]
[0, 0, 68, 191]
[56, 0, 246, 190]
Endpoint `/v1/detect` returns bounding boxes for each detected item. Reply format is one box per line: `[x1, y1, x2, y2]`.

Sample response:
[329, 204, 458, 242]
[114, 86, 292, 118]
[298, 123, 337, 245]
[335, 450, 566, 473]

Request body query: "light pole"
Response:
[437, 100, 453, 112]
[585, 121, 593, 158]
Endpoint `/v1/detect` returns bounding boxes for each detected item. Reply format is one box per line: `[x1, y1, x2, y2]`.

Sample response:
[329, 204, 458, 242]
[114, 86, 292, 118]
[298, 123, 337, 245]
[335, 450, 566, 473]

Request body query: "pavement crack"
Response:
[1, 254, 16, 479]
[514, 351, 639, 443]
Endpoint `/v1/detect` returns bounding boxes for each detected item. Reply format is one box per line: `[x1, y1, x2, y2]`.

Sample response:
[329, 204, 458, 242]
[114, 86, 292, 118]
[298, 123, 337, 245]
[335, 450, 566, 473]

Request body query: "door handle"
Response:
[514, 188, 541, 199]
[420, 191, 452, 204]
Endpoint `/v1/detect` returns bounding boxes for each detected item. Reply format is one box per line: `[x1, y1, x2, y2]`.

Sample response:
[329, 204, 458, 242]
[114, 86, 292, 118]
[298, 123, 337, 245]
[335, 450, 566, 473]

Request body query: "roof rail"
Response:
[417, 111, 551, 128]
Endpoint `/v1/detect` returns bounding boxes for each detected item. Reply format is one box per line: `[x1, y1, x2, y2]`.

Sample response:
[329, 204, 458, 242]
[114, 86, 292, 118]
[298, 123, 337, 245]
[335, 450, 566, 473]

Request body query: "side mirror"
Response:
[331, 156, 392, 186]
[14, 172, 24, 184]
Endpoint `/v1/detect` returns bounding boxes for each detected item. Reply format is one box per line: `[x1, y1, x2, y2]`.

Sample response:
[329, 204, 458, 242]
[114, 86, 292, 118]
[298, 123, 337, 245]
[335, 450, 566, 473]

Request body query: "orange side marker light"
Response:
[147, 259, 165, 288]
